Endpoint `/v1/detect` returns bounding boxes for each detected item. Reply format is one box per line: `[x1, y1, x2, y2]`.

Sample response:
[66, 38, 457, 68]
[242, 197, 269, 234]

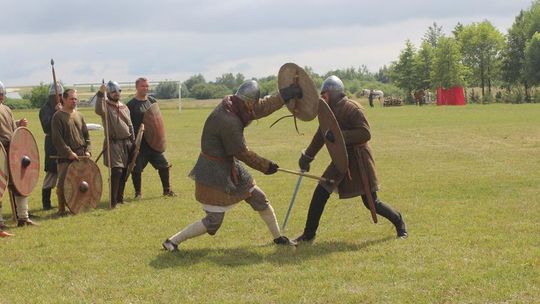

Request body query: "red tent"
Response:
[436, 86, 466, 105]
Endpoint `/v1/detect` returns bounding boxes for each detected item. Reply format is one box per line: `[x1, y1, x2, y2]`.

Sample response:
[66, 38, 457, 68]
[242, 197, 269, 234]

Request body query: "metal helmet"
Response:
[0, 81, 5, 95]
[107, 81, 121, 94]
[49, 82, 64, 96]
[320, 75, 345, 95]
[234, 80, 260, 104]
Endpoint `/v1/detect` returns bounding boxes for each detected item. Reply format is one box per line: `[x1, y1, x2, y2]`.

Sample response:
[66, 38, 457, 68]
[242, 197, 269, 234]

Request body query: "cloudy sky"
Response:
[0, 0, 533, 87]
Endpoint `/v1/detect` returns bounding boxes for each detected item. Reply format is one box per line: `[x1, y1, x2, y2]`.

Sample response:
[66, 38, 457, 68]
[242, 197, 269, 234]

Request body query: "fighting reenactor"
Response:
[162, 80, 302, 251]
[95, 81, 134, 208]
[39, 83, 63, 210]
[51, 89, 91, 216]
[295, 76, 408, 243]
[127, 77, 175, 198]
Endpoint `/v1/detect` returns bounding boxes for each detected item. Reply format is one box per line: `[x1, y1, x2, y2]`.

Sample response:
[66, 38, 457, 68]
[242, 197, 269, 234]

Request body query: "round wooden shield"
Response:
[278, 62, 319, 121]
[127, 124, 144, 179]
[64, 158, 102, 214]
[8, 127, 40, 196]
[0, 143, 9, 201]
[318, 99, 349, 174]
[143, 103, 166, 152]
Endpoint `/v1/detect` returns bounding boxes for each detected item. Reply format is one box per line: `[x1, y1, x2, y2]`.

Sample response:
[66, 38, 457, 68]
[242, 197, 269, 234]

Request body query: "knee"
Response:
[202, 212, 224, 235]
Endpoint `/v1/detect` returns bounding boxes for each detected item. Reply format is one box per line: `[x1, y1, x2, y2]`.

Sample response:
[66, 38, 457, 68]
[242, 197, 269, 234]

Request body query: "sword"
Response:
[281, 172, 304, 232]
[277, 168, 334, 184]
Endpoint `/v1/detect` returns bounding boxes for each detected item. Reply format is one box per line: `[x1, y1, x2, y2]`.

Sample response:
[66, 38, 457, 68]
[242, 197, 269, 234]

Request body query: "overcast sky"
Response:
[0, 0, 533, 87]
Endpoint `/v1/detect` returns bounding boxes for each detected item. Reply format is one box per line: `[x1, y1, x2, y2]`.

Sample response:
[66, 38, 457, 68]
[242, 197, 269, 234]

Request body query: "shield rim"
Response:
[64, 158, 103, 214]
[278, 62, 319, 122]
[142, 103, 166, 152]
[0, 142, 8, 201]
[8, 127, 40, 196]
[317, 99, 349, 174]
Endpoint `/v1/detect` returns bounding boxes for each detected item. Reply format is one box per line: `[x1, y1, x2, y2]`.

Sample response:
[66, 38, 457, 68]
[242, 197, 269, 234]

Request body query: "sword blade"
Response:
[281, 173, 304, 232]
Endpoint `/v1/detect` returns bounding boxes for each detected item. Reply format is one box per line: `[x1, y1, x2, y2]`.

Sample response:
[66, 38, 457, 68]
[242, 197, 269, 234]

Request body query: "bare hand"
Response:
[17, 118, 28, 127]
[84, 152, 91, 157]
[68, 152, 79, 161]
[55, 103, 63, 111]
[99, 84, 107, 94]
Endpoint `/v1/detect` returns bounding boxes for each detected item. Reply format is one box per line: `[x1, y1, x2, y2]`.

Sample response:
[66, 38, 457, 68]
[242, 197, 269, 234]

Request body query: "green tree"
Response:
[423, 22, 443, 48]
[215, 73, 238, 92]
[524, 32, 540, 86]
[501, 10, 529, 100]
[431, 37, 467, 89]
[183, 74, 206, 96]
[414, 42, 434, 89]
[459, 21, 504, 98]
[29, 83, 49, 108]
[390, 40, 417, 102]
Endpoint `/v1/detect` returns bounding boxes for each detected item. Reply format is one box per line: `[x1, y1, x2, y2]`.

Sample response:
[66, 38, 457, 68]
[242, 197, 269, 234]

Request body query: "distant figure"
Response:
[368, 89, 375, 108]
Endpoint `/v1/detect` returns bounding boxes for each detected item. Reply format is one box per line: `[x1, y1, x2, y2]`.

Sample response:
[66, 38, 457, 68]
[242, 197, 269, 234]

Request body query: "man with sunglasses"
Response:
[294, 75, 408, 243]
[95, 81, 134, 208]
[162, 80, 302, 251]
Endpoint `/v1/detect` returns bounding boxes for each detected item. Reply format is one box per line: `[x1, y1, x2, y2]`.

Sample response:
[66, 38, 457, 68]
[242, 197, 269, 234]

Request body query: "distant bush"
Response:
[5, 98, 32, 109]
[29, 83, 49, 108]
[190, 83, 230, 99]
[155, 81, 179, 99]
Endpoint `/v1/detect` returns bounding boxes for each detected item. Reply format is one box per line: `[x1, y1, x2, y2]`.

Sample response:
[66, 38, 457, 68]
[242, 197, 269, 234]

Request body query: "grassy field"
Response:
[1, 101, 539, 303]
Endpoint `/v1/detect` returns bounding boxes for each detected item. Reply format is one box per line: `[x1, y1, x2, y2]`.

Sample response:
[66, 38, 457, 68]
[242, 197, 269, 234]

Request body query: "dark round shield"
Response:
[278, 63, 319, 121]
[8, 127, 40, 196]
[64, 158, 102, 214]
[143, 103, 166, 152]
[318, 99, 349, 174]
[0, 143, 8, 201]
[127, 124, 144, 179]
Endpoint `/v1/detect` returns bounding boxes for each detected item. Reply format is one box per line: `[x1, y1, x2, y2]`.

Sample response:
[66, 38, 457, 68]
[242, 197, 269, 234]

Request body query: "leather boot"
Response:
[295, 185, 330, 243]
[117, 168, 128, 203]
[42, 188, 52, 210]
[362, 193, 407, 238]
[132, 171, 142, 198]
[158, 167, 176, 196]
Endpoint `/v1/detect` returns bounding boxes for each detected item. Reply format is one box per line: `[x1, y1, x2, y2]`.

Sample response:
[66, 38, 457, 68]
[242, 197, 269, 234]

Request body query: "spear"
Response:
[50, 59, 61, 104]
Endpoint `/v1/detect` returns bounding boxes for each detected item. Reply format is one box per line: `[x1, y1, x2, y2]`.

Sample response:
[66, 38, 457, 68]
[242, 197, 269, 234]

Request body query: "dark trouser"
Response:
[132, 143, 171, 194]
[360, 192, 402, 227]
[42, 188, 52, 210]
[111, 167, 128, 206]
[302, 185, 403, 238]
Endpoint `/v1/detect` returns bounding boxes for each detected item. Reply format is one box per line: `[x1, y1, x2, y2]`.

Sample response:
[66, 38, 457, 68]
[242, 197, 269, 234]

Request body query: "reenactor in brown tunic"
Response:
[51, 89, 91, 215]
[162, 80, 302, 251]
[295, 76, 408, 243]
[0, 80, 36, 227]
[95, 81, 134, 208]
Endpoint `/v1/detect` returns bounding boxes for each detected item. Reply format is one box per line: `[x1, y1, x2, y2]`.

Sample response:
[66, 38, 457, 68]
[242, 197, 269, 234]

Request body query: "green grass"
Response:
[1, 102, 539, 303]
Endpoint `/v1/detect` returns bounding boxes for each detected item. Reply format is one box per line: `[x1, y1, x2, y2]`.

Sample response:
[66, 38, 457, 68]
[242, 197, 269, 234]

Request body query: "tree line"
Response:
[390, 0, 540, 103]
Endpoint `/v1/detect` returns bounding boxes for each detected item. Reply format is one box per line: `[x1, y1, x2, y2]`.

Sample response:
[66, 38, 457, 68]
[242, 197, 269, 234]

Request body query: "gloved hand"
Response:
[265, 161, 279, 175]
[279, 84, 303, 103]
[298, 152, 313, 172]
[324, 129, 335, 143]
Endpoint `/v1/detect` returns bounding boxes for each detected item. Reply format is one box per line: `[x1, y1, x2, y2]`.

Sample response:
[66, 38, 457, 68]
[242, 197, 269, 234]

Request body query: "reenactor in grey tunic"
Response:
[51, 89, 91, 216]
[162, 80, 302, 251]
[0, 80, 36, 227]
[295, 76, 408, 243]
[39, 83, 63, 210]
[95, 81, 134, 208]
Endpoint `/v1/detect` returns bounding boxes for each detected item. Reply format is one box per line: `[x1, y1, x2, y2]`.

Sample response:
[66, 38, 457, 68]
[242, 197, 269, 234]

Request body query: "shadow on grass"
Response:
[149, 236, 393, 269]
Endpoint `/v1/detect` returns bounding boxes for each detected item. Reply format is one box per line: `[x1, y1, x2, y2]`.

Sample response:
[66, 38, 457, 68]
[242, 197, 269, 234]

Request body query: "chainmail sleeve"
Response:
[235, 148, 271, 174]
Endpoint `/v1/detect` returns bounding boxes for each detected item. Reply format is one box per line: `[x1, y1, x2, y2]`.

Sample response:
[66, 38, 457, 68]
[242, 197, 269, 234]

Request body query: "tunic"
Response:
[51, 110, 91, 159]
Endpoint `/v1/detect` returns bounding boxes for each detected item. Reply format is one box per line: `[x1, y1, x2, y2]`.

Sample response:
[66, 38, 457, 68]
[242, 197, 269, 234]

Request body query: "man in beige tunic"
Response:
[0, 80, 36, 228]
[162, 80, 302, 251]
[95, 81, 134, 208]
[295, 76, 408, 243]
[51, 89, 91, 215]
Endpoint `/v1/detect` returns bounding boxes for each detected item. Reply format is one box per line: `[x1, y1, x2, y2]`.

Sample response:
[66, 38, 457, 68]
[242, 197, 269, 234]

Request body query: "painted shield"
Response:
[64, 158, 102, 214]
[143, 103, 166, 152]
[126, 124, 144, 179]
[0, 143, 8, 201]
[318, 99, 349, 174]
[278, 62, 319, 121]
[8, 127, 40, 196]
